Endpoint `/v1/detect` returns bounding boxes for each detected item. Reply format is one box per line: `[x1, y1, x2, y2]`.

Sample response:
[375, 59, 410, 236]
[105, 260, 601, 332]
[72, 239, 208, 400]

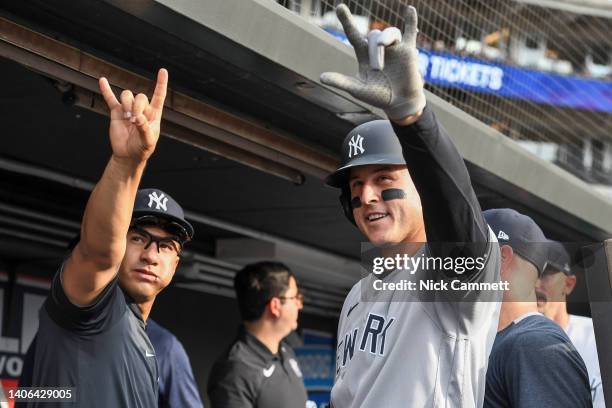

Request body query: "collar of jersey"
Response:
[238, 325, 285, 365]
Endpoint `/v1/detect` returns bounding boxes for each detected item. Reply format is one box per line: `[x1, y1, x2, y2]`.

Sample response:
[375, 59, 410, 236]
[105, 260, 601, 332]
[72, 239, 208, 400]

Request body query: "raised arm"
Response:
[63, 68, 168, 306]
[321, 5, 488, 253]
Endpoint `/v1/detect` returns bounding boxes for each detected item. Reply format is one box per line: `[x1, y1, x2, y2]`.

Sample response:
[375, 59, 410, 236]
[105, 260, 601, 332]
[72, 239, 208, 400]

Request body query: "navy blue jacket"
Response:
[146, 319, 204, 408]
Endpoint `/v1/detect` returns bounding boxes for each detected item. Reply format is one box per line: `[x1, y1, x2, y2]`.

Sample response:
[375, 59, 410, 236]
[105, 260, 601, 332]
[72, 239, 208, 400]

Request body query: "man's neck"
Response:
[381, 242, 425, 258]
[497, 301, 539, 332]
[244, 321, 284, 354]
[380, 226, 427, 259]
[407, 223, 427, 246]
[545, 302, 570, 330]
[136, 298, 155, 322]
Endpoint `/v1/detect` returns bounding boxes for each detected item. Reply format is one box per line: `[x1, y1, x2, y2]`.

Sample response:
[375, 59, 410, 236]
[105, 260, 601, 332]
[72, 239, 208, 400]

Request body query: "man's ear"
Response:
[565, 275, 577, 296]
[268, 298, 282, 319]
[500, 244, 514, 277]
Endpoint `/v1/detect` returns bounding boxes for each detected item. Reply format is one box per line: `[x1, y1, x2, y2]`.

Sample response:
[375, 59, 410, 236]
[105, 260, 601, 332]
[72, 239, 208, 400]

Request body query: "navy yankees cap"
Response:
[325, 120, 406, 188]
[545, 240, 572, 275]
[483, 208, 547, 276]
[132, 188, 194, 242]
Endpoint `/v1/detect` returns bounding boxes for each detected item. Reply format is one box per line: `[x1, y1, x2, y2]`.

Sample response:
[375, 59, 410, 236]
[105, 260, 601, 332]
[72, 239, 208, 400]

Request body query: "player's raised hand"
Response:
[99, 68, 168, 163]
[320, 5, 426, 121]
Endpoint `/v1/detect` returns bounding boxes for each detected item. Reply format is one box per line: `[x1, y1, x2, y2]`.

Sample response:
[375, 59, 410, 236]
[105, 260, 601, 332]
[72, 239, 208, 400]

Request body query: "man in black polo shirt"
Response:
[18, 69, 194, 408]
[208, 262, 313, 408]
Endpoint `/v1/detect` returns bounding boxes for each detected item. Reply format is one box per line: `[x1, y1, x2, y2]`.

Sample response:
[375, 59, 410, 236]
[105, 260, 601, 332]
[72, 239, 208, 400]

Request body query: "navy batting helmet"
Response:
[325, 120, 406, 224]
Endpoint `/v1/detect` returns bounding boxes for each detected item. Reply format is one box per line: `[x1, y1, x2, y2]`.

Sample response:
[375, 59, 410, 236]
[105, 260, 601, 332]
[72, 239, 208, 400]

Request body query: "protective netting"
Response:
[278, 0, 612, 185]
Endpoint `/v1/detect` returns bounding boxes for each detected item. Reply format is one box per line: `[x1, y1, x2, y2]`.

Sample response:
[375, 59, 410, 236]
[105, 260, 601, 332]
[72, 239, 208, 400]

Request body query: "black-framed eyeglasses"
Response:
[128, 225, 182, 255]
[131, 215, 191, 246]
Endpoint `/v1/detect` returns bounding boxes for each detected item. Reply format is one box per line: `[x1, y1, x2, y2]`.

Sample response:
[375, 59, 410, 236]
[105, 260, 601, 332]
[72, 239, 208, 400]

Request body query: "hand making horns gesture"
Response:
[98, 68, 168, 163]
[320, 5, 426, 121]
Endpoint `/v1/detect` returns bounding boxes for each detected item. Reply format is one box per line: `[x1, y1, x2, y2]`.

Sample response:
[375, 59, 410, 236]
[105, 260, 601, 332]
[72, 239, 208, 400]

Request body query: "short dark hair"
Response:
[233, 261, 295, 322]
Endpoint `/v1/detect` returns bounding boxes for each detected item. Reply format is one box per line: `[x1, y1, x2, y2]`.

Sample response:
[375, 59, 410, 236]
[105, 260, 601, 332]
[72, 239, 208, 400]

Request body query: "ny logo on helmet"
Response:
[148, 192, 168, 211]
[348, 134, 365, 158]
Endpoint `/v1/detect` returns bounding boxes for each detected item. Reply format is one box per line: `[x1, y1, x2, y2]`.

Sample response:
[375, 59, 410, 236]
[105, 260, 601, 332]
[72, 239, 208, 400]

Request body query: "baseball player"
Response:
[18, 69, 195, 407]
[321, 4, 501, 407]
[146, 318, 204, 408]
[536, 240, 604, 407]
[208, 261, 313, 408]
[483, 209, 591, 407]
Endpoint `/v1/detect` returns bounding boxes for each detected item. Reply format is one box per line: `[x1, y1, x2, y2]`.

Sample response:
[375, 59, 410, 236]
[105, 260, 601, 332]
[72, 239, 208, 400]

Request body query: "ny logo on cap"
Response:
[497, 230, 509, 240]
[148, 192, 168, 211]
[348, 134, 365, 158]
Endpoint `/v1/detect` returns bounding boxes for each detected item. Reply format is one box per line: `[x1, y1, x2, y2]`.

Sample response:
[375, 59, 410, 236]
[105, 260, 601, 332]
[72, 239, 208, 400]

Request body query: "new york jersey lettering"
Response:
[359, 314, 395, 355]
[342, 329, 359, 367]
[338, 313, 396, 375]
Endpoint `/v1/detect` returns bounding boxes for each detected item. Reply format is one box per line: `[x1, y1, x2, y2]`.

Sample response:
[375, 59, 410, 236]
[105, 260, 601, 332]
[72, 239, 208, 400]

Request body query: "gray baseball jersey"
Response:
[566, 315, 604, 407]
[331, 228, 501, 408]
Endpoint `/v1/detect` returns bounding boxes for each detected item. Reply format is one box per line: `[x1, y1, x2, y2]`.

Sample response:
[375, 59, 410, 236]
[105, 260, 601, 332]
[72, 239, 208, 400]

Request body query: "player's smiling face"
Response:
[349, 164, 424, 246]
[119, 225, 180, 303]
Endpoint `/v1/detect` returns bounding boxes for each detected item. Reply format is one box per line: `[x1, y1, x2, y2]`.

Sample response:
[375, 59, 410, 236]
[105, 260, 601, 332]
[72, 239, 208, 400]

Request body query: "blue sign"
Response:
[418, 50, 612, 112]
[418, 51, 503, 93]
[323, 30, 612, 112]
[295, 329, 335, 407]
